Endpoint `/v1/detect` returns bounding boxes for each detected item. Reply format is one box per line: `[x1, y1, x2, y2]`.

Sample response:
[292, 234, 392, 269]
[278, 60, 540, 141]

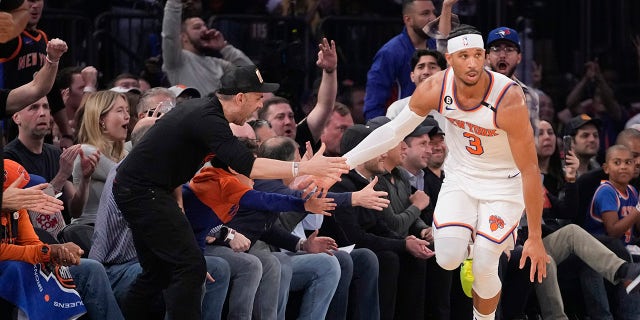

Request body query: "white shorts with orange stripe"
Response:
[433, 173, 524, 252]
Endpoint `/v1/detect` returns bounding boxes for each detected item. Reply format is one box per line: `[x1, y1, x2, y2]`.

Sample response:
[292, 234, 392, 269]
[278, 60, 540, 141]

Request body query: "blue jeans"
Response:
[104, 257, 230, 320]
[274, 251, 341, 320]
[202, 256, 231, 320]
[69, 258, 124, 320]
[327, 249, 380, 320]
[249, 247, 282, 320]
[205, 245, 262, 320]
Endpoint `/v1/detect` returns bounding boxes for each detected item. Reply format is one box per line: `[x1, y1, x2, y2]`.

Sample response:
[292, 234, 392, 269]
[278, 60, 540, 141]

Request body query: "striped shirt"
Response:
[88, 164, 138, 265]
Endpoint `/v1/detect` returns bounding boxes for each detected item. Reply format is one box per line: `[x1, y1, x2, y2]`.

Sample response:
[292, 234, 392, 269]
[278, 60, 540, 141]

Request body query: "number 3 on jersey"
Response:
[463, 132, 484, 155]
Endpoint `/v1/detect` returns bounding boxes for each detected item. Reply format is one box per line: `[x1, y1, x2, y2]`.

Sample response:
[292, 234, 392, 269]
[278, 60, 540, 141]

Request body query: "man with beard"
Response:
[161, 0, 253, 96]
[363, 0, 456, 120]
[485, 27, 540, 136]
[565, 114, 602, 177]
[4, 96, 98, 224]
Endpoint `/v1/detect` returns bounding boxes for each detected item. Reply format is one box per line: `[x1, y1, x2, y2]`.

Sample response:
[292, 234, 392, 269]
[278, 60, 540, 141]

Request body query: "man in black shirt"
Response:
[113, 65, 349, 320]
[1, 38, 66, 213]
[321, 124, 433, 320]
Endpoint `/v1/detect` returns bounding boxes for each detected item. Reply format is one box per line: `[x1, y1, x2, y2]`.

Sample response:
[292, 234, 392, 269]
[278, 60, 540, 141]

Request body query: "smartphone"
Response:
[562, 135, 572, 160]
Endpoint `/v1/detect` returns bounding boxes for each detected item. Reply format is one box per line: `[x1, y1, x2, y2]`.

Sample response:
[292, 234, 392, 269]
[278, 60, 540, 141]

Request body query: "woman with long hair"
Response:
[70, 90, 130, 225]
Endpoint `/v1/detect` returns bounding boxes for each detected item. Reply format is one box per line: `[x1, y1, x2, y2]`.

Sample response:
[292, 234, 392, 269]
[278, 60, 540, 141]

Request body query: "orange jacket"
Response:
[0, 209, 48, 264]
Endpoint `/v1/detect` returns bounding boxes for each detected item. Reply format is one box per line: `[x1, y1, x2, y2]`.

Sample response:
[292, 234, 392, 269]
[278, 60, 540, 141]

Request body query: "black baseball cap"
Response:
[366, 116, 391, 129]
[423, 116, 444, 136]
[217, 65, 279, 95]
[341, 124, 375, 155]
[565, 114, 601, 136]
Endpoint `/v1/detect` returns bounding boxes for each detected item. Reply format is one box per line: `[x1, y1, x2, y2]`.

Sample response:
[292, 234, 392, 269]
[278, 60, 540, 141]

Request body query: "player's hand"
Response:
[46, 38, 68, 62]
[351, 176, 389, 211]
[520, 236, 550, 283]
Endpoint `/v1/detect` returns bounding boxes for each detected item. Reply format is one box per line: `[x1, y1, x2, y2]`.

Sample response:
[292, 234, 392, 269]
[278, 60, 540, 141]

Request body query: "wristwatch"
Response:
[40, 245, 51, 262]
[220, 227, 236, 243]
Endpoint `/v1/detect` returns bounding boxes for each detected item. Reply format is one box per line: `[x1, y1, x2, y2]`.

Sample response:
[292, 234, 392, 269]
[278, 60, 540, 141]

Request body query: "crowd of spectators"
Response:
[2, 0, 640, 319]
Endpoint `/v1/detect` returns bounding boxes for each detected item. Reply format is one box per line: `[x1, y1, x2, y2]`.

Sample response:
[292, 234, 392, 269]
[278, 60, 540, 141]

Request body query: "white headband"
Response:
[447, 34, 484, 54]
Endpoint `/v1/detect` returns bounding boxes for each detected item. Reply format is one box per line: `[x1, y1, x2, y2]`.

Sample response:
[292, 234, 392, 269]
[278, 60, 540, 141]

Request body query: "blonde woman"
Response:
[71, 90, 130, 225]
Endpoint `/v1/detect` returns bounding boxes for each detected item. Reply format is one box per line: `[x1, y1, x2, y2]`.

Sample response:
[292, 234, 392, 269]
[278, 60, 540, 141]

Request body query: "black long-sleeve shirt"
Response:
[320, 170, 405, 253]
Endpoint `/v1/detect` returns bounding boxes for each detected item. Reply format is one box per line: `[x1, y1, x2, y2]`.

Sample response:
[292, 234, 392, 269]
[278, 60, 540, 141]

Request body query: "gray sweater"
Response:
[162, 0, 253, 96]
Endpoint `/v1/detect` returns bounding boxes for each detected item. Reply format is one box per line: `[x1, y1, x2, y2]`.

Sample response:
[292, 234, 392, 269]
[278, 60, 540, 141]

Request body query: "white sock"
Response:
[472, 307, 495, 320]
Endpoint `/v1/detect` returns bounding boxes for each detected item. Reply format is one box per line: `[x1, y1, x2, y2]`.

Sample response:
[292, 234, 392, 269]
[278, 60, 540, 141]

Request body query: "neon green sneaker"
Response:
[460, 259, 474, 298]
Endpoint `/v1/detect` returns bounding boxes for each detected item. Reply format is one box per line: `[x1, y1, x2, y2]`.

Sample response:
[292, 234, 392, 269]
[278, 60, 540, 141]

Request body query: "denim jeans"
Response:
[327, 249, 380, 320]
[249, 248, 282, 320]
[104, 257, 230, 320]
[273, 251, 341, 320]
[202, 256, 231, 320]
[113, 183, 206, 320]
[69, 258, 124, 320]
[205, 245, 262, 319]
[104, 260, 143, 308]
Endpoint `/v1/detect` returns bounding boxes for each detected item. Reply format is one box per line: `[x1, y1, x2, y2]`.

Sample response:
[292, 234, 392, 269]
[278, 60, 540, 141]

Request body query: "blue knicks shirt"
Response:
[586, 181, 639, 244]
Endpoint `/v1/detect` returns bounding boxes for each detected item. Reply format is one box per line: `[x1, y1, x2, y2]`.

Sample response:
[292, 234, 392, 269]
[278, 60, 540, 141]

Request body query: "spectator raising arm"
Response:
[6, 38, 67, 114]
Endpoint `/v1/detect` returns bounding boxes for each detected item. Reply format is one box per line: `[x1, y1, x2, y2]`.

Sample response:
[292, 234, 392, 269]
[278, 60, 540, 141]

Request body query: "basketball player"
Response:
[343, 25, 548, 320]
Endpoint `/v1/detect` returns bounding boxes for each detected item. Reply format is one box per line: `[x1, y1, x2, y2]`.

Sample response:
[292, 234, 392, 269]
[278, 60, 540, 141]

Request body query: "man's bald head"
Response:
[230, 123, 256, 140]
[130, 117, 158, 147]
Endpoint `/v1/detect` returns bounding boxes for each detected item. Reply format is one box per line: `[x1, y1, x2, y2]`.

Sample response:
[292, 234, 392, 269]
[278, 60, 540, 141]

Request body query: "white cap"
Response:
[110, 86, 142, 94]
[168, 85, 201, 98]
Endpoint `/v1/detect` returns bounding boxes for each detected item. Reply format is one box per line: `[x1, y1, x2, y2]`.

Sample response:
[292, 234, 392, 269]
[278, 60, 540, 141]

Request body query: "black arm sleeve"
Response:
[329, 179, 405, 253]
[259, 224, 300, 252]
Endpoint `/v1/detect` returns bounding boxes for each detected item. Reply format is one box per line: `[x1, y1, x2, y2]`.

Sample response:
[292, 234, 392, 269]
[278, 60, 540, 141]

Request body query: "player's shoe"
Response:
[460, 258, 474, 298]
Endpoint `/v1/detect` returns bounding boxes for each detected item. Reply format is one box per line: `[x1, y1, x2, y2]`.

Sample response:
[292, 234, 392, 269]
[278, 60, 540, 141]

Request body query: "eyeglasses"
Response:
[489, 46, 518, 54]
[248, 119, 271, 129]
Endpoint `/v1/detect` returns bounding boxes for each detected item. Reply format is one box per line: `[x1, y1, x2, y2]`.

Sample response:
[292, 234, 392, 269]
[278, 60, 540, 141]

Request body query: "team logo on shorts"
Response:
[489, 215, 505, 232]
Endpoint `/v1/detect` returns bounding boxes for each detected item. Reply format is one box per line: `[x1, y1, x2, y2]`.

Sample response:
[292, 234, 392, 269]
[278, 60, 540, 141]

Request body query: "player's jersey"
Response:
[438, 67, 523, 198]
[0, 29, 48, 89]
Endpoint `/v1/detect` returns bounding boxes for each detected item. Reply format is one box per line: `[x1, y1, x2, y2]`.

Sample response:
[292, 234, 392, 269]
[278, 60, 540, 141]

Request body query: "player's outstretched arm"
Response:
[343, 73, 443, 168]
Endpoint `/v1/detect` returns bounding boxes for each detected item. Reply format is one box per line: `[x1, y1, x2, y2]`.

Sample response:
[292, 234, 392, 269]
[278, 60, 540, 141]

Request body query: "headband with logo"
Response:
[447, 34, 484, 54]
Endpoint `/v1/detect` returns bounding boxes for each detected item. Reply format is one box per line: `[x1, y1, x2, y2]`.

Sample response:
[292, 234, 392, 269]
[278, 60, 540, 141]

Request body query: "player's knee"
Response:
[435, 237, 468, 270]
[471, 246, 502, 299]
